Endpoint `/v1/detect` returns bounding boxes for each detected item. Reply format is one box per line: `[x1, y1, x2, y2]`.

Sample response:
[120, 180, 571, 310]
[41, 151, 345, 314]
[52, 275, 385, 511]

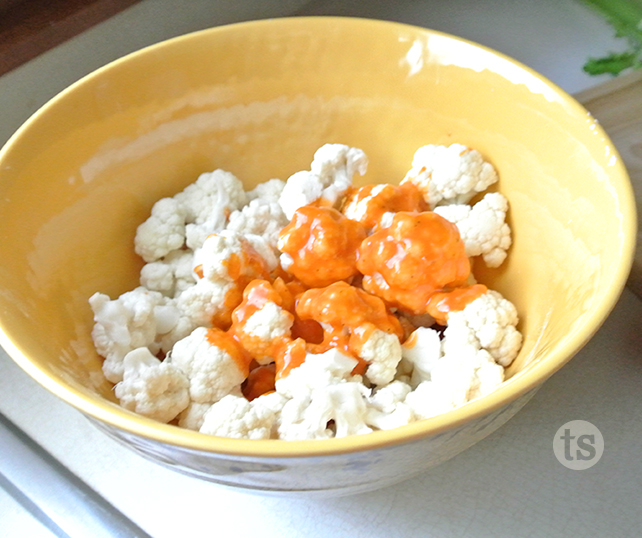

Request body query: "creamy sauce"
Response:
[205, 327, 252, 378]
[277, 206, 366, 288]
[242, 363, 276, 401]
[357, 211, 471, 315]
[231, 280, 294, 361]
[343, 182, 427, 229]
[426, 283, 487, 325]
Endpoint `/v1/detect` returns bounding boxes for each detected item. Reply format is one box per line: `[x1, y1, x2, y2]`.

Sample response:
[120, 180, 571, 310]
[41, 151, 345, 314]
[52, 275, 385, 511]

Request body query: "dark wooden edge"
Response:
[0, 0, 143, 77]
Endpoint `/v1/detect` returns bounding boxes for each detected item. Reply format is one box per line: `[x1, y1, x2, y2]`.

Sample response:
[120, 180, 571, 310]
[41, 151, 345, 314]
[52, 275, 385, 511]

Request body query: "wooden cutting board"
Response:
[574, 71, 642, 298]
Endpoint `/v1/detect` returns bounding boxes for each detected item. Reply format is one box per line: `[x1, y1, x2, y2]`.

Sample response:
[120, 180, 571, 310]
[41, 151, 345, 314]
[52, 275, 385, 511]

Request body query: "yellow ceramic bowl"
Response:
[0, 17, 636, 496]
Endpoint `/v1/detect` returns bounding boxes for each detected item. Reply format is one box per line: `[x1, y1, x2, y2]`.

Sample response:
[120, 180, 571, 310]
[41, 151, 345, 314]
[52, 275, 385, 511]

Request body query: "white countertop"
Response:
[1, 1, 640, 537]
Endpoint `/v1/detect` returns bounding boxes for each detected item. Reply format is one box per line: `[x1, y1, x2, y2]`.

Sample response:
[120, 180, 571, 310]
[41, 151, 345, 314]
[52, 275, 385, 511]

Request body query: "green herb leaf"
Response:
[578, 0, 642, 43]
[583, 51, 638, 74]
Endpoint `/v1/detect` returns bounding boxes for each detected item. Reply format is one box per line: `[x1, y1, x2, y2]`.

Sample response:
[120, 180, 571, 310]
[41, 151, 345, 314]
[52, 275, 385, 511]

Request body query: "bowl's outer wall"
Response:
[89, 389, 539, 496]
[0, 18, 636, 485]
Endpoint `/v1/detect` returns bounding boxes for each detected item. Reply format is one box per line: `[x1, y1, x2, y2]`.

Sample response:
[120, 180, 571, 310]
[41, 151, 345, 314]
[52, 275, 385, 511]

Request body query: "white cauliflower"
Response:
[139, 249, 196, 297]
[275, 348, 372, 440]
[359, 329, 403, 386]
[199, 394, 279, 439]
[278, 382, 372, 440]
[134, 198, 186, 263]
[157, 279, 236, 350]
[405, 345, 504, 420]
[193, 230, 267, 284]
[168, 327, 247, 404]
[365, 380, 416, 430]
[275, 348, 358, 399]
[443, 290, 522, 367]
[243, 302, 292, 341]
[173, 170, 247, 249]
[401, 327, 442, 387]
[278, 144, 368, 219]
[246, 178, 286, 203]
[402, 144, 497, 208]
[226, 199, 288, 251]
[89, 287, 179, 383]
[114, 347, 189, 423]
[177, 384, 245, 431]
[434, 192, 512, 268]
[177, 401, 213, 431]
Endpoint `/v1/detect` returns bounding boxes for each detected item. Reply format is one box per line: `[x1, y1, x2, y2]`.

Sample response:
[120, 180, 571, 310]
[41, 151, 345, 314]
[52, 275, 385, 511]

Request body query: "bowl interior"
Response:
[0, 17, 635, 455]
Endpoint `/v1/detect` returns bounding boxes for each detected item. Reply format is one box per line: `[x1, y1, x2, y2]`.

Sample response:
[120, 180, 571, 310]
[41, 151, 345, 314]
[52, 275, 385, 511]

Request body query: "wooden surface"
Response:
[0, 0, 142, 76]
[575, 70, 642, 297]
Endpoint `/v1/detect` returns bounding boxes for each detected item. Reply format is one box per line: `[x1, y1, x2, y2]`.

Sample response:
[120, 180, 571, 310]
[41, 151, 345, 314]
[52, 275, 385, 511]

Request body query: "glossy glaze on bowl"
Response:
[0, 17, 635, 495]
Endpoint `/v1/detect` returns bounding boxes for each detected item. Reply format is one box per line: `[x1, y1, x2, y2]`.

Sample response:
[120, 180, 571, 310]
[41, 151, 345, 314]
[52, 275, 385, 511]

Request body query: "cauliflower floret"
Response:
[226, 199, 288, 251]
[244, 234, 279, 272]
[341, 182, 427, 232]
[173, 170, 247, 249]
[177, 401, 213, 431]
[278, 144, 368, 219]
[358, 329, 403, 386]
[365, 380, 416, 430]
[134, 198, 186, 263]
[193, 230, 269, 285]
[274, 348, 372, 440]
[278, 382, 372, 440]
[401, 327, 442, 387]
[169, 327, 248, 404]
[243, 301, 292, 341]
[277, 206, 367, 288]
[238, 302, 293, 364]
[231, 280, 294, 365]
[402, 144, 497, 208]
[405, 345, 504, 419]
[434, 192, 512, 268]
[177, 384, 245, 431]
[167, 278, 237, 335]
[199, 394, 278, 439]
[275, 348, 358, 399]
[246, 178, 286, 203]
[114, 347, 189, 423]
[89, 287, 177, 383]
[443, 290, 522, 367]
[140, 249, 196, 297]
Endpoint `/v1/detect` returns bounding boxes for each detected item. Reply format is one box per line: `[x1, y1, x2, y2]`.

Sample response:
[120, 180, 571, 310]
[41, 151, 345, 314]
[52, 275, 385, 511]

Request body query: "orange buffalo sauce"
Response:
[357, 211, 471, 315]
[343, 182, 427, 229]
[210, 283, 245, 330]
[277, 206, 366, 288]
[205, 327, 253, 378]
[296, 282, 403, 375]
[230, 280, 294, 361]
[242, 363, 276, 401]
[223, 240, 271, 284]
[274, 338, 307, 380]
[202, 238, 273, 330]
[290, 317, 325, 344]
[426, 284, 487, 325]
[296, 282, 403, 339]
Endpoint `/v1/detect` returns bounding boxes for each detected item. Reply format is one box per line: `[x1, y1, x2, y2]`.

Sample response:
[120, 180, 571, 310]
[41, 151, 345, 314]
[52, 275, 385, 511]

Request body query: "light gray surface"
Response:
[0, 414, 152, 537]
[1, 0, 640, 536]
[0, 487, 57, 538]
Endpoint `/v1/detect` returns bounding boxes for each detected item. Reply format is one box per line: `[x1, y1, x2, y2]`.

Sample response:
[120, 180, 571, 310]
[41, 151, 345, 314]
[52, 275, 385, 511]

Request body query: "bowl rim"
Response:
[0, 15, 637, 458]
